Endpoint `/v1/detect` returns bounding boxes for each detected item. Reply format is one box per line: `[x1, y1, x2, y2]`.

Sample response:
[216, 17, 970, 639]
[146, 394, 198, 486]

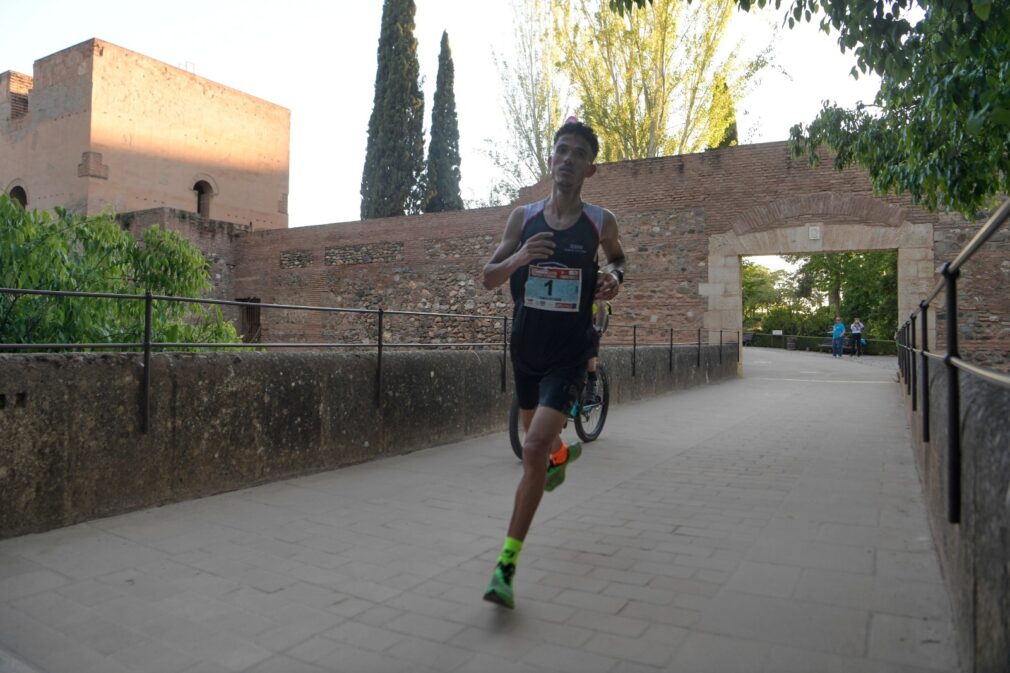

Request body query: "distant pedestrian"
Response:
[850, 317, 865, 357]
[831, 316, 845, 358]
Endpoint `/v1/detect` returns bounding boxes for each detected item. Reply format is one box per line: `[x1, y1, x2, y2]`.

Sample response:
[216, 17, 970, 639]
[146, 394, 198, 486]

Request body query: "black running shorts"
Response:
[513, 363, 587, 414]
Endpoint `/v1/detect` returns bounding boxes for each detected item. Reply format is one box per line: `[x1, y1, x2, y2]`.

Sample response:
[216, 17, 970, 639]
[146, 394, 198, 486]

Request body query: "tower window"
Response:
[193, 180, 213, 218]
[9, 186, 27, 208]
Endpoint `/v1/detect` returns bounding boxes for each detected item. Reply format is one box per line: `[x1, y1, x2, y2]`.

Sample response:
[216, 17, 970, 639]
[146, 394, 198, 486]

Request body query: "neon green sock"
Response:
[497, 536, 523, 567]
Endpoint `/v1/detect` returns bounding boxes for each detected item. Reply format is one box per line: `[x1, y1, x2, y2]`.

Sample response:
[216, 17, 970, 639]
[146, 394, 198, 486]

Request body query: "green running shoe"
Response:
[545, 441, 582, 492]
[483, 562, 516, 609]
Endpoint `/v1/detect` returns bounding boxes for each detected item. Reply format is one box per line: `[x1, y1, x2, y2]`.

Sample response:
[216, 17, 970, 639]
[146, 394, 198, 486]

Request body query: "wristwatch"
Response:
[609, 268, 624, 284]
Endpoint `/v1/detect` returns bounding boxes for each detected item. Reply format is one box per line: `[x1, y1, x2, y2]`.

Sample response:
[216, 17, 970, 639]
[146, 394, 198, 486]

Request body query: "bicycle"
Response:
[507, 299, 612, 459]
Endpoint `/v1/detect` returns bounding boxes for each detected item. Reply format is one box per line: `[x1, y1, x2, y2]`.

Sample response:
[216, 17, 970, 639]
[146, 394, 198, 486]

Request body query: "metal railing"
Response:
[0, 289, 510, 431]
[895, 197, 1010, 524]
[1, 288, 739, 434]
[607, 324, 739, 376]
[745, 331, 896, 356]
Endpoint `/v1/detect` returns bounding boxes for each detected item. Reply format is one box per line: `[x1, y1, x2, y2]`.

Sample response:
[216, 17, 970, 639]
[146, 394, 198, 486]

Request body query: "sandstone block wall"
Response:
[1, 46, 94, 213]
[87, 40, 289, 229]
[2, 39, 289, 229]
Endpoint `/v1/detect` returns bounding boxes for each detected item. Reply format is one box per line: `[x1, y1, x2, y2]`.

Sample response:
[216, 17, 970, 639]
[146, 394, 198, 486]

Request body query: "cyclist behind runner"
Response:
[479, 117, 626, 609]
[583, 299, 611, 405]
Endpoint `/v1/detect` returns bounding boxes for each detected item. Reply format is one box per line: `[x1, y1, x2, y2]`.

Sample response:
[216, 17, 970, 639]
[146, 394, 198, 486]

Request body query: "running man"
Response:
[479, 117, 626, 608]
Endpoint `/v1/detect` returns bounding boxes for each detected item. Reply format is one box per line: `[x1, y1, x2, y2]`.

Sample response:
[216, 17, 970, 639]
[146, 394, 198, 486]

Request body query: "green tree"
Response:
[0, 195, 237, 349]
[609, 0, 655, 13]
[556, 0, 767, 161]
[786, 0, 1009, 218]
[707, 74, 738, 149]
[360, 0, 426, 219]
[612, 0, 1010, 218]
[837, 251, 897, 338]
[485, 0, 569, 203]
[424, 31, 463, 213]
[787, 252, 847, 315]
[764, 302, 835, 337]
[785, 251, 897, 337]
[741, 260, 785, 329]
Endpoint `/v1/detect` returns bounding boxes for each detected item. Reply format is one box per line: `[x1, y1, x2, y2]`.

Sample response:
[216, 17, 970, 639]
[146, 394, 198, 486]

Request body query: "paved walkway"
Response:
[0, 349, 959, 673]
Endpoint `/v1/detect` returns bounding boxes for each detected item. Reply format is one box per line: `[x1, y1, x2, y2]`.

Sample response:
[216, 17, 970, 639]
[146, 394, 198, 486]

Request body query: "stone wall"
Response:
[229, 144, 1000, 363]
[0, 344, 737, 538]
[906, 363, 1010, 672]
[117, 207, 249, 312]
[234, 208, 510, 346]
[928, 213, 1010, 371]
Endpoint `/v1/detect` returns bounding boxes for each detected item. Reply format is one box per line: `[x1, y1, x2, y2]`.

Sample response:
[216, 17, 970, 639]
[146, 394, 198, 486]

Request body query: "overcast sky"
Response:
[3, 0, 880, 230]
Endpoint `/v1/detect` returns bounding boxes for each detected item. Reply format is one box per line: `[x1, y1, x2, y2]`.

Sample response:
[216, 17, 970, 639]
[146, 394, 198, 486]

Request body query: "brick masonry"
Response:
[929, 214, 1010, 370]
[117, 207, 250, 325]
[221, 142, 1001, 371]
[2, 71, 31, 120]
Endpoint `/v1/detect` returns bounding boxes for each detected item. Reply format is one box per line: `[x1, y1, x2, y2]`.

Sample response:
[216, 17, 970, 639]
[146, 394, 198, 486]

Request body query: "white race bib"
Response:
[524, 265, 582, 312]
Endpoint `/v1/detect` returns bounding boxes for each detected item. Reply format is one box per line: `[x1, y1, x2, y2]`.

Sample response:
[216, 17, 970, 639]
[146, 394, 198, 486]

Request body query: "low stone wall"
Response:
[0, 344, 737, 538]
[906, 365, 1010, 672]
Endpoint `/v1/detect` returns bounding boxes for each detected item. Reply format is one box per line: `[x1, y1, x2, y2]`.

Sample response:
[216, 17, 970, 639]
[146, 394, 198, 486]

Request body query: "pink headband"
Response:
[565, 116, 579, 124]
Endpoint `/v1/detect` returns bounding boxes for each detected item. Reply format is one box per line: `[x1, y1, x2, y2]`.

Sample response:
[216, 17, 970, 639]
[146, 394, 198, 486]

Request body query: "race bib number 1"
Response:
[524, 265, 582, 312]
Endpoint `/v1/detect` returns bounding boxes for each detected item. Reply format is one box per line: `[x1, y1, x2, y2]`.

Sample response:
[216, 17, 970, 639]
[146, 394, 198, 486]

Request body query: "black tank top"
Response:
[509, 200, 603, 375]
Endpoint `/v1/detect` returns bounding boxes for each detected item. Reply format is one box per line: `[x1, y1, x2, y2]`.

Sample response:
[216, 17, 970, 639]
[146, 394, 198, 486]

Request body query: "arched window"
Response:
[193, 180, 213, 218]
[9, 186, 27, 208]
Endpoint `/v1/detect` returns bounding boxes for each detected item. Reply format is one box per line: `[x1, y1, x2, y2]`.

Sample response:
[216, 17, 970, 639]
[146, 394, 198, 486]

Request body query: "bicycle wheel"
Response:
[508, 394, 525, 459]
[575, 362, 609, 442]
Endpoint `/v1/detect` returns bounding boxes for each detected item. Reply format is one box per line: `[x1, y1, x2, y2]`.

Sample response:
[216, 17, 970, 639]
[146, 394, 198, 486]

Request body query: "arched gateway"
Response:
[510, 141, 955, 359]
[706, 192, 937, 355]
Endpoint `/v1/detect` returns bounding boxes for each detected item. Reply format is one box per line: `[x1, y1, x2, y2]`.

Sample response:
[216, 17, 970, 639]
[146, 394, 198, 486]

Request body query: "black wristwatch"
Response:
[609, 268, 624, 284]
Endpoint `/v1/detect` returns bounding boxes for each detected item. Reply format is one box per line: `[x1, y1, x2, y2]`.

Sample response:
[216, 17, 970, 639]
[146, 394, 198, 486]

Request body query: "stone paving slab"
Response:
[0, 350, 959, 672]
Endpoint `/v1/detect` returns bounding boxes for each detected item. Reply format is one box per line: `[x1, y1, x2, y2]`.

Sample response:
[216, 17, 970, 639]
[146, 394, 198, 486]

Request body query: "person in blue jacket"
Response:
[831, 316, 845, 358]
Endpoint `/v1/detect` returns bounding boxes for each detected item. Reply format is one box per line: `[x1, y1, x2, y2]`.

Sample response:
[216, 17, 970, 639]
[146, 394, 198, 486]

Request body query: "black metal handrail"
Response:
[1, 288, 512, 428]
[607, 323, 737, 375]
[1, 287, 736, 434]
[895, 198, 1010, 524]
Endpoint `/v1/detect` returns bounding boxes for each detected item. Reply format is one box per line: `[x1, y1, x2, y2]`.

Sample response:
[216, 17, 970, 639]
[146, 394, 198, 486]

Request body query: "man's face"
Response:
[551, 133, 596, 188]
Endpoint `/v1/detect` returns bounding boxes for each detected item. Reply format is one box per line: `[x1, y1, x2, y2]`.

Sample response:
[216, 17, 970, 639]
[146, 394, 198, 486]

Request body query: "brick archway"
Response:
[702, 193, 937, 360]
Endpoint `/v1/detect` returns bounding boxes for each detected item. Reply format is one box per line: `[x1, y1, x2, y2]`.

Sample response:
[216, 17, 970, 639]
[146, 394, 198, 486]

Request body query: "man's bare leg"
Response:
[484, 406, 566, 608]
[507, 406, 566, 541]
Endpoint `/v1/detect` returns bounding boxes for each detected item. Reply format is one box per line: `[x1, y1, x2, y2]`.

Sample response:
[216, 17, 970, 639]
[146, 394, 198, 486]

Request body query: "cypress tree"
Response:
[424, 31, 463, 213]
[360, 0, 426, 219]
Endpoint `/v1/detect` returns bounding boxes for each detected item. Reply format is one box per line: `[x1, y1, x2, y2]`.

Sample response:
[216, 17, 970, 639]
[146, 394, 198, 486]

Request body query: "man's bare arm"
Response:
[595, 209, 625, 300]
[481, 208, 555, 290]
